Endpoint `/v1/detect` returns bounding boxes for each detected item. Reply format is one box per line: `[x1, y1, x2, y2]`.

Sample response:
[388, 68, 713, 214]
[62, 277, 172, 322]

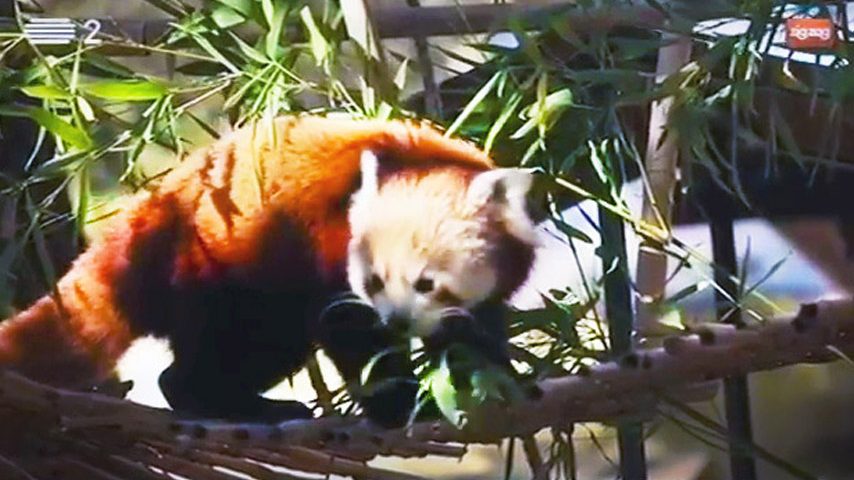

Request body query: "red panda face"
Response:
[347, 150, 540, 337]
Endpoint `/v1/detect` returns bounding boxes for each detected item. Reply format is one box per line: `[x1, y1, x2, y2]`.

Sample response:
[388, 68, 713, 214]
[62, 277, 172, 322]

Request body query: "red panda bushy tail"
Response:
[0, 195, 180, 388]
[0, 247, 136, 387]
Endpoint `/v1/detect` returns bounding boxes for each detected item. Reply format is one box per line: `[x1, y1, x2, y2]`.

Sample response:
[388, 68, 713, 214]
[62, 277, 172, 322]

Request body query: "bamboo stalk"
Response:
[710, 217, 758, 480]
[634, 34, 694, 335]
[598, 174, 648, 478]
[0, 454, 37, 480]
[406, 0, 443, 119]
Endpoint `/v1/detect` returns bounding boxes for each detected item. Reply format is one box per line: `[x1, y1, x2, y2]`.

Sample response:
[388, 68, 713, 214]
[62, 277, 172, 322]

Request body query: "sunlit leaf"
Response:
[264, 0, 287, 58]
[211, 5, 246, 28]
[393, 57, 409, 91]
[211, 0, 254, 19]
[484, 91, 522, 153]
[588, 140, 611, 185]
[19, 85, 72, 100]
[511, 88, 573, 139]
[427, 354, 466, 428]
[76, 97, 95, 122]
[228, 31, 269, 64]
[300, 5, 329, 66]
[261, 0, 275, 29]
[359, 346, 405, 386]
[446, 70, 502, 137]
[81, 80, 167, 101]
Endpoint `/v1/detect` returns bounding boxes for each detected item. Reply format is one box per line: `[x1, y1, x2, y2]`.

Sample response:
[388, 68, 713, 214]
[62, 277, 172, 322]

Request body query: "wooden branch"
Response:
[161, 300, 854, 447]
[0, 299, 851, 479]
[0, 3, 669, 52]
[0, 454, 36, 480]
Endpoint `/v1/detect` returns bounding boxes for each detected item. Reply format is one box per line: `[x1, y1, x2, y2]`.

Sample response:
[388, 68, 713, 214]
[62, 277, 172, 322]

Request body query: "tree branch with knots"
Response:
[0, 299, 851, 479]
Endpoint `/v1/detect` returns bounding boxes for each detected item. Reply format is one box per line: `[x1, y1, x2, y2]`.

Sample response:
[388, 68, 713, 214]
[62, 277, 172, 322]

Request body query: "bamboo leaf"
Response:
[264, 0, 287, 58]
[359, 346, 405, 386]
[300, 5, 329, 66]
[81, 53, 136, 78]
[511, 88, 574, 139]
[80, 80, 167, 101]
[211, 5, 246, 29]
[553, 216, 593, 244]
[261, 0, 275, 29]
[741, 252, 790, 300]
[180, 26, 240, 73]
[445, 70, 502, 137]
[393, 57, 409, 91]
[19, 85, 72, 100]
[428, 354, 466, 428]
[484, 91, 522, 153]
[588, 140, 611, 185]
[665, 281, 710, 305]
[210, 0, 254, 19]
[0, 106, 92, 149]
[24, 193, 58, 290]
[75, 97, 95, 122]
[73, 165, 91, 239]
[228, 31, 269, 64]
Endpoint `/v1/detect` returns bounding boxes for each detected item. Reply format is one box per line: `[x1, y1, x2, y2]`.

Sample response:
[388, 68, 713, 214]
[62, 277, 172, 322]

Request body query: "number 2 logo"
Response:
[82, 19, 102, 45]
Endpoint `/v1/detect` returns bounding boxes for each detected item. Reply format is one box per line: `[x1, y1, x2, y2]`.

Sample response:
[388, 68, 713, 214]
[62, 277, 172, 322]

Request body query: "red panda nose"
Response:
[386, 315, 410, 334]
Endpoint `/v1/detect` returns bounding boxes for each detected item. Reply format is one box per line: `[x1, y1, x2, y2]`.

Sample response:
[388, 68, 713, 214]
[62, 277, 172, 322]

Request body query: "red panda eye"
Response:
[366, 274, 384, 294]
[414, 277, 434, 293]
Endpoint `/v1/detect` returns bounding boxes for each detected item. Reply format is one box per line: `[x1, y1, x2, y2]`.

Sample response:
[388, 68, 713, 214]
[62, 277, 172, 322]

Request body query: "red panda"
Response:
[0, 115, 541, 426]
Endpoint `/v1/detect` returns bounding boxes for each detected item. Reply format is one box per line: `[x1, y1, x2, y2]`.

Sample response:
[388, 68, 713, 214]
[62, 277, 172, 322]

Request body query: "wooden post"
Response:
[341, 0, 397, 104]
[634, 34, 693, 335]
[709, 99, 758, 479]
[406, 0, 443, 119]
[711, 217, 758, 480]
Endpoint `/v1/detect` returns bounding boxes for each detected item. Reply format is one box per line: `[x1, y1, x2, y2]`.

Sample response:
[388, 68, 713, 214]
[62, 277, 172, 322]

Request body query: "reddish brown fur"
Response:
[0, 115, 494, 388]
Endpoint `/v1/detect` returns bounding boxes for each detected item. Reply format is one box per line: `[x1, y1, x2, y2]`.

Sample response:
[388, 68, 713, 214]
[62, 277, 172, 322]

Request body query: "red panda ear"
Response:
[468, 168, 542, 247]
[358, 149, 380, 197]
[349, 149, 383, 237]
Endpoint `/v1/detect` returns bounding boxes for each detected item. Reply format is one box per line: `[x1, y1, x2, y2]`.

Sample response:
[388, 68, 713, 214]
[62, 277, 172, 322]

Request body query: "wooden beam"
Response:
[0, 3, 668, 47]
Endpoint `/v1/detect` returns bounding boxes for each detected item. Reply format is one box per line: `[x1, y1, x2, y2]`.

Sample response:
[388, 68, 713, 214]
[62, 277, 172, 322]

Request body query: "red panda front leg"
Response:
[317, 295, 418, 428]
[158, 363, 313, 421]
[422, 301, 514, 369]
[156, 284, 320, 422]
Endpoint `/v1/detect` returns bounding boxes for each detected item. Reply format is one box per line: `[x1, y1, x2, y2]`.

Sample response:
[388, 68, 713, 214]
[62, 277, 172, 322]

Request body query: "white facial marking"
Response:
[347, 164, 536, 337]
[359, 149, 379, 196]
